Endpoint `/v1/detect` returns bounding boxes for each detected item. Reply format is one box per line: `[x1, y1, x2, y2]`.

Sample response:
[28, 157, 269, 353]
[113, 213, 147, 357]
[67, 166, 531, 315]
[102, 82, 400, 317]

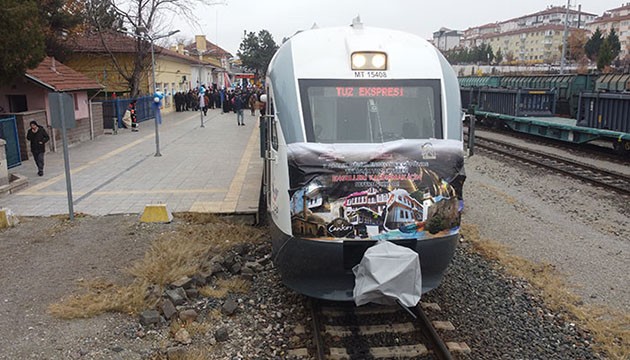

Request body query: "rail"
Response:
[474, 135, 630, 195]
[307, 299, 466, 359]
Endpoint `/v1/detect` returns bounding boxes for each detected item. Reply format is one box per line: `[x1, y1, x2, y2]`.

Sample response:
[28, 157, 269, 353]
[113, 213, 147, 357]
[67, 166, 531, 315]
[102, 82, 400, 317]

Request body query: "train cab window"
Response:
[300, 79, 442, 143]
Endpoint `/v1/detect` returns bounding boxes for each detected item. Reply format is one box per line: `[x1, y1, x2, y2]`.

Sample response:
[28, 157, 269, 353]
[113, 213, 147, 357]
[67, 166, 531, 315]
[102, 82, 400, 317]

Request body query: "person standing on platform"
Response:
[204, 93, 210, 115]
[26, 120, 50, 176]
[234, 92, 245, 126]
[220, 88, 226, 113]
[198, 87, 207, 116]
[248, 92, 258, 116]
[214, 89, 221, 110]
[122, 101, 139, 131]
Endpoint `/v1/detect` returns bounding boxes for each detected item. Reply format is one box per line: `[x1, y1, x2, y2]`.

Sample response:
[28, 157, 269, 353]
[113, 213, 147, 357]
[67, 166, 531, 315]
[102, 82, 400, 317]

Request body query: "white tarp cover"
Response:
[352, 240, 422, 307]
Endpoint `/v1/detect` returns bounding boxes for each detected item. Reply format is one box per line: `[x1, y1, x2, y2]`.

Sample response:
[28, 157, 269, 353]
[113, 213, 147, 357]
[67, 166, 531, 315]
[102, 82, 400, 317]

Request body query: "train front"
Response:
[264, 23, 465, 301]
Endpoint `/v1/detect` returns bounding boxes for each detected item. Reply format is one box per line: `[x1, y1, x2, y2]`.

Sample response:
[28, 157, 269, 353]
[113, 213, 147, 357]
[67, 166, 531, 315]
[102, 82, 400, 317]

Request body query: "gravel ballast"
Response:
[0, 141, 627, 359]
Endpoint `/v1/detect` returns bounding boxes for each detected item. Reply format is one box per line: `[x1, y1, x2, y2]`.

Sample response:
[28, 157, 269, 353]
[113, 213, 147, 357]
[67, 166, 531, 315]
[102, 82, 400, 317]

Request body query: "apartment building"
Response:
[499, 6, 596, 33]
[452, 4, 597, 64]
[483, 25, 587, 64]
[433, 28, 464, 51]
[462, 23, 499, 48]
[585, 3, 630, 59]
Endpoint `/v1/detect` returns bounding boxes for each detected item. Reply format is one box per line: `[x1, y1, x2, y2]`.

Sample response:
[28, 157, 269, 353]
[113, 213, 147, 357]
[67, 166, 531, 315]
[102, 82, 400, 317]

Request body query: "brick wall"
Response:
[14, 103, 104, 161]
[14, 110, 47, 161]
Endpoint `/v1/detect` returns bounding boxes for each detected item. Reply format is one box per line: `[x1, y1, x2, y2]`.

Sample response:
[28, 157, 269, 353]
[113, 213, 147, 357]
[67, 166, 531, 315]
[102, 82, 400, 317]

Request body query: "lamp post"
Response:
[197, 49, 216, 128]
[137, 28, 180, 156]
[560, 0, 570, 74]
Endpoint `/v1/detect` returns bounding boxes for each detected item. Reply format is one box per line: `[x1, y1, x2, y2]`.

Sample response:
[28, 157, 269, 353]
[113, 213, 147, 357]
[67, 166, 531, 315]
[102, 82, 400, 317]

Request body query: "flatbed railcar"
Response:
[260, 20, 466, 301]
[459, 74, 630, 153]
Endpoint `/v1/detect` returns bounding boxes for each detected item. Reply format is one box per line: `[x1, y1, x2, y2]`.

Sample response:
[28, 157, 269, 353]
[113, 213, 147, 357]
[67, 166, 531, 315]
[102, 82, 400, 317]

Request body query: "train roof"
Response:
[270, 25, 447, 80]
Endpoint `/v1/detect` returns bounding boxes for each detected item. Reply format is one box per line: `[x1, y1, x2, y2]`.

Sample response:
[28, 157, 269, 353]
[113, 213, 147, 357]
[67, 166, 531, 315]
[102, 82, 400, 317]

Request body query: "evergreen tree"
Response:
[597, 39, 613, 70]
[606, 28, 621, 60]
[585, 28, 603, 61]
[237, 30, 279, 80]
[495, 48, 503, 64]
[486, 44, 495, 64]
[85, 0, 121, 31]
[39, 0, 85, 61]
[0, 0, 46, 85]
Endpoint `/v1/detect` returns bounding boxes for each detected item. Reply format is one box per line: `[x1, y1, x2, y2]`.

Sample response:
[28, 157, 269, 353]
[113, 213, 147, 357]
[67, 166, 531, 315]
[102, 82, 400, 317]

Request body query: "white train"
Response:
[260, 19, 466, 301]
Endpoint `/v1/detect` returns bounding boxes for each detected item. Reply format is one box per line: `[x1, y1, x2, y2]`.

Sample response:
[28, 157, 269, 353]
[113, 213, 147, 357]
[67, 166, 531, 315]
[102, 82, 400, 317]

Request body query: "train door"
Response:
[263, 89, 278, 214]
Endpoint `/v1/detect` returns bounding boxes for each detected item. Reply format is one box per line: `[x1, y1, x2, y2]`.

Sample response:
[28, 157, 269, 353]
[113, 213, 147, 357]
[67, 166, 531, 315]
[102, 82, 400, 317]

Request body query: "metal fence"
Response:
[97, 96, 156, 130]
[0, 115, 21, 168]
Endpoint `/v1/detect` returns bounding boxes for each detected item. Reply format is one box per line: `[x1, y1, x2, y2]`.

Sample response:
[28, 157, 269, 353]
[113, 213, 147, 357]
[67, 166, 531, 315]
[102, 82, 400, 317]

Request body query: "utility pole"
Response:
[560, 0, 570, 74]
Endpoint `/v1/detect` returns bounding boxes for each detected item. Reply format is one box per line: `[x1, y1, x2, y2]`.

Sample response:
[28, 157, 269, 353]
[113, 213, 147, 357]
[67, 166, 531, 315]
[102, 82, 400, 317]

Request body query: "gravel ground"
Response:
[425, 244, 600, 360]
[0, 140, 627, 359]
[463, 146, 629, 312]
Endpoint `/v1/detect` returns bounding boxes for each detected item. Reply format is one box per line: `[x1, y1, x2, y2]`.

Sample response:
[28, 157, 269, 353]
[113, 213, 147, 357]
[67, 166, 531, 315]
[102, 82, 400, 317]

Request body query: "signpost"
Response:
[48, 92, 76, 220]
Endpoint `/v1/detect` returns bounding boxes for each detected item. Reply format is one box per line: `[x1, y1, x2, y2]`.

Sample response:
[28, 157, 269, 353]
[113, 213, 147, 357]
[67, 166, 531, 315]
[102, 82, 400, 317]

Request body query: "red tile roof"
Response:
[184, 36, 232, 58]
[607, 3, 630, 12]
[589, 13, 630, 26]
[71, 31, 209, 65]
[480, 24, 586, 39]
[25, 57, 103, 91]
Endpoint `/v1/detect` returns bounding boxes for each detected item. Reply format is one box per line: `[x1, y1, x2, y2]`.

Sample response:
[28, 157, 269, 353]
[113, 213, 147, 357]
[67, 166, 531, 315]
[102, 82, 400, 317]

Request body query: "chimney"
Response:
[178, 43, 184, 54]
[195, 35, 207, 52]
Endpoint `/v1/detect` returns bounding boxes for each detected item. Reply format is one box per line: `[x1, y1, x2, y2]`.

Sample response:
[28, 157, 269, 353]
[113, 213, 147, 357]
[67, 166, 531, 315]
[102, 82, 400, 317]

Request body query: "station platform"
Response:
[0, 108, 263, 219]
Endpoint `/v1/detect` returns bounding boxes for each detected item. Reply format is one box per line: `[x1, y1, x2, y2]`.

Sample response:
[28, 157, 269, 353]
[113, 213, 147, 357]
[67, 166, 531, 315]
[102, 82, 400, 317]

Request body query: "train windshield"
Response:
[299, 79, 442, 143]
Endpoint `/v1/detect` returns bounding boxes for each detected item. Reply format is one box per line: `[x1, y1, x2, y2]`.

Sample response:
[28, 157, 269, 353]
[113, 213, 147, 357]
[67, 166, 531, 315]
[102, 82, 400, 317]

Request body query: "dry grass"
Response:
[199, 278, 251, 299]
[48, 279, 151, 318]
[169, 318, 212, 337]
[462, 223, 630, 360]
[49, 216, 266, 319]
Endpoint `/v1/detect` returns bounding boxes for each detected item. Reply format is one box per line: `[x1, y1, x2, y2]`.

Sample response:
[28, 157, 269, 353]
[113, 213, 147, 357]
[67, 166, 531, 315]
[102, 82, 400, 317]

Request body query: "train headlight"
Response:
[371, 53, 386, 68]
[352, 54, 367, 68]
[351, 52, 387, 70]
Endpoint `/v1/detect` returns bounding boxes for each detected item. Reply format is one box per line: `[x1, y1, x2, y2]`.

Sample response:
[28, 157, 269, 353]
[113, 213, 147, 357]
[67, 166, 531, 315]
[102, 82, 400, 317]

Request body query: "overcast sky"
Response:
[169, 0, 625, 55]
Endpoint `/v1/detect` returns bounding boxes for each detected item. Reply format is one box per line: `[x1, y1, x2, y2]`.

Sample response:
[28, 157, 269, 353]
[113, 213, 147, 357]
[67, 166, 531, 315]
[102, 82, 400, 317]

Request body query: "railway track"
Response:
[473, 135, 630, 195]
[465, 122, 630, 164]
[290, 299, 470, 360]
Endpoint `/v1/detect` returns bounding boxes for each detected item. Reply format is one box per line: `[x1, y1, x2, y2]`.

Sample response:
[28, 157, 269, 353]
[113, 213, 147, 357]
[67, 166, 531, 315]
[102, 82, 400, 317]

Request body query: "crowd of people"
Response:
[25, 83, 267, 177]
[172, 85, 265, 126]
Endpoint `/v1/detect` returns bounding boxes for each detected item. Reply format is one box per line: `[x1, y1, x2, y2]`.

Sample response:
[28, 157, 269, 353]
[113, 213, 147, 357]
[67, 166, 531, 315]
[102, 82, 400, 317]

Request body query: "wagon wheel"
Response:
[612, 139, 630, 155]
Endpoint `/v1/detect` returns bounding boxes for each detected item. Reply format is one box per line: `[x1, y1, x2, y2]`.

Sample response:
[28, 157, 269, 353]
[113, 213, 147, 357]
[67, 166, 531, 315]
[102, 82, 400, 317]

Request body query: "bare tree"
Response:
[88, 0, 223, 97]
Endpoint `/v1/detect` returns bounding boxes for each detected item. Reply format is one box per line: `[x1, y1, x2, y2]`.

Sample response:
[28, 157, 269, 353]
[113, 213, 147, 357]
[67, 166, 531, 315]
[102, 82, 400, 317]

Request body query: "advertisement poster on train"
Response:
[286, 141, 465, 241]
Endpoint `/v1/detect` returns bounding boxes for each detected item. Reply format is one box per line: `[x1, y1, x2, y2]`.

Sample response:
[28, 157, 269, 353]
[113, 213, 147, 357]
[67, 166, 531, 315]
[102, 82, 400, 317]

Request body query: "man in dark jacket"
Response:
[234, 93, 245, 126]
[26, 120, 50, 176]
